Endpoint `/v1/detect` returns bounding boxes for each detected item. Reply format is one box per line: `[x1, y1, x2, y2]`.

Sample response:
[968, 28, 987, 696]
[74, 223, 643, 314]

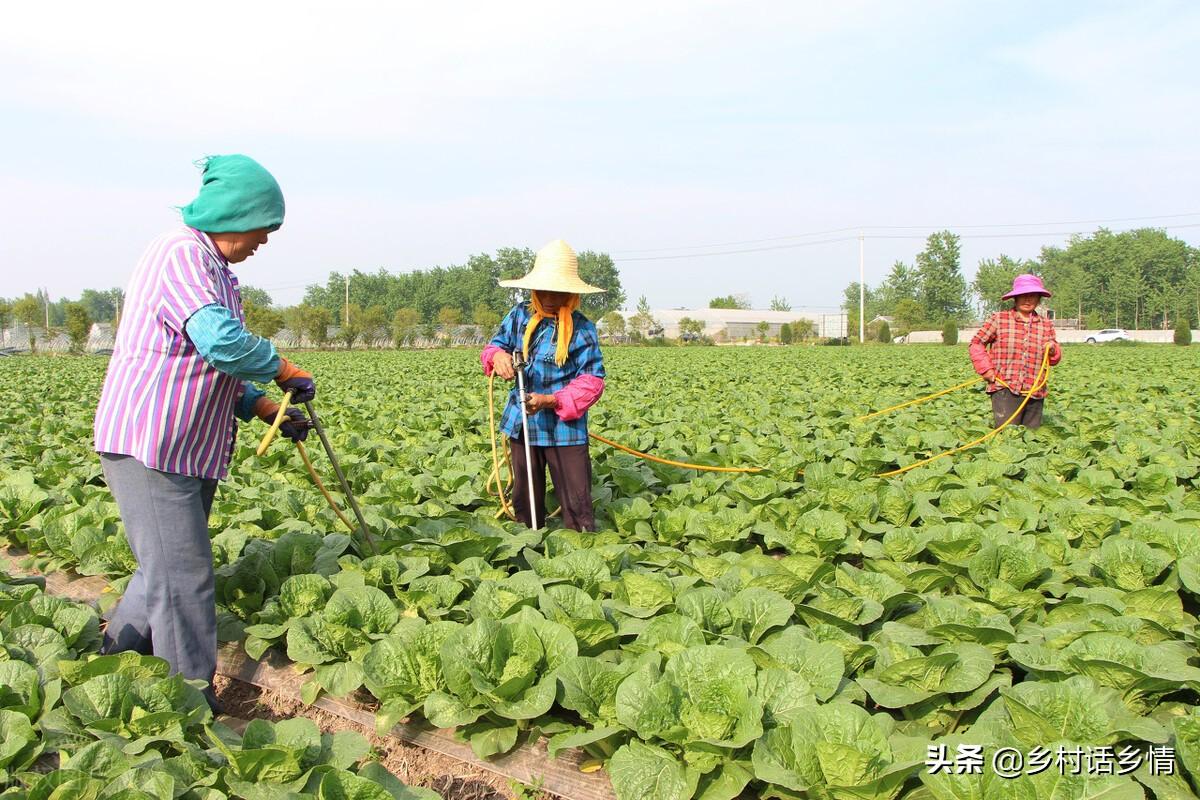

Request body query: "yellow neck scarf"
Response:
[523, 291, 580, 366]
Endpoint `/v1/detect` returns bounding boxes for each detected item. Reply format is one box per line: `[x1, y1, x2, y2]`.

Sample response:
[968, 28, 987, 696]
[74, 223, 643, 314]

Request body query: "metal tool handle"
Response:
[304, 401, 378, 555]
[512, 352, 539, 529]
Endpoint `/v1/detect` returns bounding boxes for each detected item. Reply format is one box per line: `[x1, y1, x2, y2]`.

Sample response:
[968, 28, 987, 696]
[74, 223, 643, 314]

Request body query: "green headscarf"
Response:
[180, 155, 285, 233]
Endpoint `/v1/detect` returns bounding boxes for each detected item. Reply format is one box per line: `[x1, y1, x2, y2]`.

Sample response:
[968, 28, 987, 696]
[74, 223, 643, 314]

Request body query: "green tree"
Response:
[792, 319, 815, 341]
[0, 300, 11, 330]
[282, 305, 304, 338]
[63, 302, 92, 353]
[973, 255, 1030, 316]
[298, 304, 331, 347]
[917, 231, 968, 322]
[876, 320, 892, 344]
[779, 322, 793, 344]
[1175, 315, 1192, 345]
[842, 282, 878, 332]
[472, 303, 501, 334]
[876, 261, 920, 313]
[769, 295, 792, 312]
[756, 320, 770, 342]
[1037, 228, 1196, 328]
[244, 301, 285, 338]
[677, 317, 705, 340]
[600, 311, 626, 338]
[338, 303, 363, 349]
[13, 294, 42, 352]
[892, 298, 926, 334]
[240, 285, 274, 308]
[576, 251, 625, 317]
[628, 295, 657, 335]
[360, 305, 390, 347]
[709, 294, 750, 310]
[392, 308, 420, 347]
[942, 320, 959, 345]
[79, 289, 117, 323]
[437, 306, 463, 327]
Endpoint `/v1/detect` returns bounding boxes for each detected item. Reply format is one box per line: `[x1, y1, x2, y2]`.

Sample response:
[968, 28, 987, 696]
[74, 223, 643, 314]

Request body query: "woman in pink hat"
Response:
[969, 274, 1062, 429]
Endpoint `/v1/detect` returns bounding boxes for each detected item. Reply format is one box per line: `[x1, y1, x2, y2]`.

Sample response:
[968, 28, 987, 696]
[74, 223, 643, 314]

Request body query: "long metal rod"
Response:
[304, 400, 377, 554]
[513, 354, 539, 529]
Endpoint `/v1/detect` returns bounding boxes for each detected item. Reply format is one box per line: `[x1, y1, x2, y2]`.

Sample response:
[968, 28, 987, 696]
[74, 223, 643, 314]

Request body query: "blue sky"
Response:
[1, 1, 1197, 312]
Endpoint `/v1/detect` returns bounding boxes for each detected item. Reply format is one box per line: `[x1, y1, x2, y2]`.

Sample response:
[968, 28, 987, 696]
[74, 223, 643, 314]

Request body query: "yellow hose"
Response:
[587, 432, 764, 474]
[857, 375, 1012, 421]
[483, 348, 1052, 518]
[484, 375, 764, 520]
[873, 344, 1052, 478]
[295, 440, 357, 533]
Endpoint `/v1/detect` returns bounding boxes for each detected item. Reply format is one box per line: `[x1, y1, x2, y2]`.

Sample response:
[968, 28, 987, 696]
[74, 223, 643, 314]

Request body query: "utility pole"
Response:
[43, 287, 50, 331]
[858, 235, 865, 343]
[344, 275, 350, 327]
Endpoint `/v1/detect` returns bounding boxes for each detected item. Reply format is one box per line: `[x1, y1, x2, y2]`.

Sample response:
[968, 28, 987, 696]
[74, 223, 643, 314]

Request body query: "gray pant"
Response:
[99, 453, 218, 691]
[990, 391, 1044, 429]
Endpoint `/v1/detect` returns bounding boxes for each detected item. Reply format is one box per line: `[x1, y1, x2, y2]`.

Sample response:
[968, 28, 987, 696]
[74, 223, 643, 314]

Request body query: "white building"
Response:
[649, 308, 847, 340]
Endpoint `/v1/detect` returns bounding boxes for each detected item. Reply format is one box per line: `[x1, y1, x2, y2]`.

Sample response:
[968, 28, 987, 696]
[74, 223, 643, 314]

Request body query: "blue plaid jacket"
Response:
[491, 303, 605, 447]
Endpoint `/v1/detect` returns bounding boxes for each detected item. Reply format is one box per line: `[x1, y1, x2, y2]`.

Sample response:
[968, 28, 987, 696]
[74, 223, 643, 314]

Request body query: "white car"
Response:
[1086, 329, 1128, 344]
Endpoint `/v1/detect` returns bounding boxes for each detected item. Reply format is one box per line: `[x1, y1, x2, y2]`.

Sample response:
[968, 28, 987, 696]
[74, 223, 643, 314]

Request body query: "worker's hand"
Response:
[982, 369, 997, 384]
[492, 350, 516, 380]
[277, 408, 312, 443]
[524, 393, 558, 413]
[254, 399, 311, 443]
[1048, 342, 1061, 359]
[276, 358, 316, 403]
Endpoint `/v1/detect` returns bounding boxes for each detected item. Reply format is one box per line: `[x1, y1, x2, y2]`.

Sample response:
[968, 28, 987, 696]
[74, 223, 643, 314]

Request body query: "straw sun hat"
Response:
[498, 239, 604, 294]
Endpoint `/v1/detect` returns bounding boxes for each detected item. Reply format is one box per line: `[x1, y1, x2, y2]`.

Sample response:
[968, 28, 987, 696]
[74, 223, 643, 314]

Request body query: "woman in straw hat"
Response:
[481, 239, 606, 531]
[969, 273, 1062, 429]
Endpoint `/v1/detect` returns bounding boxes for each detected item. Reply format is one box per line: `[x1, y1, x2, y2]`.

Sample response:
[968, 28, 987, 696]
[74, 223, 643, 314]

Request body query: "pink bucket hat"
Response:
[1002, 274, 1052, 300]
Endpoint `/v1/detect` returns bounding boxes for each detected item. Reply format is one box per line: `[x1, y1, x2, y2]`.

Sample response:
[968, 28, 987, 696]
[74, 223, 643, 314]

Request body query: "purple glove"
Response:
[275, 358, 316, 404]
[279, 407, 311, 443]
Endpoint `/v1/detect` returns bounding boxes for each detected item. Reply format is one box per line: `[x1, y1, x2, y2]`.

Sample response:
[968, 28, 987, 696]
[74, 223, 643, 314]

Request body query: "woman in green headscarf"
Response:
[95, 154, 315, 713]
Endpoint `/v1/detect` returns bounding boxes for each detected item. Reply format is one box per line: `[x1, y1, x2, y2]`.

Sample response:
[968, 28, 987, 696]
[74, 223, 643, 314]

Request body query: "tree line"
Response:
[843, 228, 1200, 337]
[1, 247, 627, 352]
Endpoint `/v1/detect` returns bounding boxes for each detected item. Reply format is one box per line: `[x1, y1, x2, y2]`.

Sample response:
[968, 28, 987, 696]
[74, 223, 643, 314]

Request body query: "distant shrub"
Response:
[877, 321, 892, 344]
[941, 321, 958, 345]
[1175, 317, 1192, 345]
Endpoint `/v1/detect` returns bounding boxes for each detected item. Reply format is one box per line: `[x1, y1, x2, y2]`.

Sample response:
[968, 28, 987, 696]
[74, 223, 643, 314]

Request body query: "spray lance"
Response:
[510, 347, 540, 529]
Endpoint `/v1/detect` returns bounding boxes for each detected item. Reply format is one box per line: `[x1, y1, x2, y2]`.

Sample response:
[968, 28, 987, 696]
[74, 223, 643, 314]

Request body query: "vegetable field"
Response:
[3, 345, 1200, 800]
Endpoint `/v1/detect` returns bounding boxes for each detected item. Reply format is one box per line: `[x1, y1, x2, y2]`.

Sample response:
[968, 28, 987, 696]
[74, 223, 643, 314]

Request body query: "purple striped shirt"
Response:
[94, 228, 246, 479]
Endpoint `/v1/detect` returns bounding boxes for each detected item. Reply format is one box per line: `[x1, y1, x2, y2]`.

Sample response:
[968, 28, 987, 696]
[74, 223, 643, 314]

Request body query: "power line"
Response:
[610, 212, 1200, 255]
[618, 236, 861, 261]
[614, 222, 1200, 262]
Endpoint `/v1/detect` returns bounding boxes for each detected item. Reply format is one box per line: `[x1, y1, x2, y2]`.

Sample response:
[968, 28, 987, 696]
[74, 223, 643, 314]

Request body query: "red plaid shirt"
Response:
[969, 309, 1061, 398]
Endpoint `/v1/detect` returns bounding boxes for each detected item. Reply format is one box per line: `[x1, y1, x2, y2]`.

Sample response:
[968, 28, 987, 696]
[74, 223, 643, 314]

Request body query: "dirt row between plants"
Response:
[212, 674, 530, 800]
[2, 548, 611, 800]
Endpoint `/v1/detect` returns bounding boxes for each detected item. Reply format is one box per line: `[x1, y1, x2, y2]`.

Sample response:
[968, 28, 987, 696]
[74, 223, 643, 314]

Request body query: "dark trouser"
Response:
[991, 391, 1045, 429]
[99, 454, 219, 697]
[508, 437, 595, 531]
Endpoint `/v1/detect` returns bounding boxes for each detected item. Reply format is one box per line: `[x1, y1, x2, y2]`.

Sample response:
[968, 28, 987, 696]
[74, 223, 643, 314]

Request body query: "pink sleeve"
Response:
[1047, 325, 1062, 365]
[968, 342, 992, 375]
[968, 316, 997, 375]
[554, 375, 605, 421]
[481, 344, 502, 375]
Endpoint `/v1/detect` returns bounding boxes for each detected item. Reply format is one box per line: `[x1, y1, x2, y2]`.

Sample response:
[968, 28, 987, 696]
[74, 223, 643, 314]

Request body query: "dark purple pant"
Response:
[991, 391, 1045, 429]
[508, 437, 595, 531]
